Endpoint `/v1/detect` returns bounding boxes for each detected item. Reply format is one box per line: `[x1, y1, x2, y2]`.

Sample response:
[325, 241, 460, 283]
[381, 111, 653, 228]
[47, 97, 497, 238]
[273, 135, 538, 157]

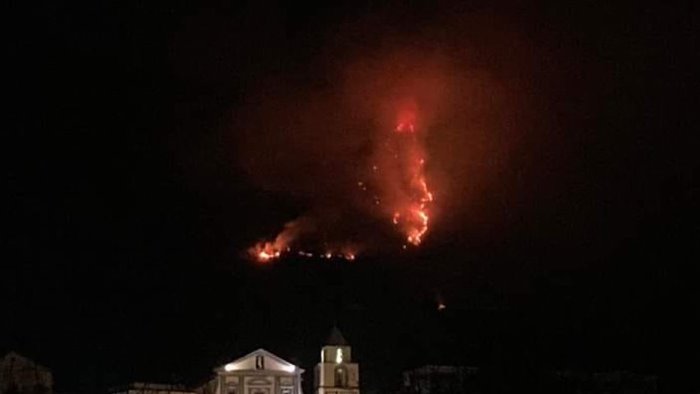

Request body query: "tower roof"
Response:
[325, 326, 348, 346]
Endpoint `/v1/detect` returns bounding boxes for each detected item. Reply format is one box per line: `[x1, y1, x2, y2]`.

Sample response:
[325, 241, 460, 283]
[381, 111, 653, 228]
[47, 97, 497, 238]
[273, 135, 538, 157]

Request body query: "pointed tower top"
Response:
[325, 326, 348, 346]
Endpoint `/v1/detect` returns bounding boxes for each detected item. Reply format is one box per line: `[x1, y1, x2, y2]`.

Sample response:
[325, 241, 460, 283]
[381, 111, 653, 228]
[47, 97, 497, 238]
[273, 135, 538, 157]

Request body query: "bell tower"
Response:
[314, 327, 359, 394]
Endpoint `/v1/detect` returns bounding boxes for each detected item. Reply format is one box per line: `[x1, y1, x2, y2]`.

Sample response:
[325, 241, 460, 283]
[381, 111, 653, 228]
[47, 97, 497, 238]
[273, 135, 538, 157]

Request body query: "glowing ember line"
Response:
[250, 240, 357, 264]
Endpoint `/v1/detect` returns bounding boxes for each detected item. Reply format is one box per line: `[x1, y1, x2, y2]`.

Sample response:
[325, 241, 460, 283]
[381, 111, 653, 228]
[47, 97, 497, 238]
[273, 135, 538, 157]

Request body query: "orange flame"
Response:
[395, 122, 415, 133]
[250, 241, 283, 263]
[389, 119, 434, 247]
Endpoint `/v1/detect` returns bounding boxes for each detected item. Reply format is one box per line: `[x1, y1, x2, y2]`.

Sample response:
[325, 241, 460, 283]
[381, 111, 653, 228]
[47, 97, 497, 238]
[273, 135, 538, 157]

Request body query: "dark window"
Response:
[255, 356, 264, 370]
[334, 366, 348, 387]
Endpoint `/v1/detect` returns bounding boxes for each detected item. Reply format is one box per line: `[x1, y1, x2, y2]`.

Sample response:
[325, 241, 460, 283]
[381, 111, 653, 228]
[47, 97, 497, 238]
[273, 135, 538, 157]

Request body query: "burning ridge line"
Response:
[248, 113, 433, 263]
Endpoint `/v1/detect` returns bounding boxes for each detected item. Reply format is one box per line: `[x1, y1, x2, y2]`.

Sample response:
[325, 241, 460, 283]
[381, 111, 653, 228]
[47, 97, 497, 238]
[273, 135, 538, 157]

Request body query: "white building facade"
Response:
[198, 349, 304, 394]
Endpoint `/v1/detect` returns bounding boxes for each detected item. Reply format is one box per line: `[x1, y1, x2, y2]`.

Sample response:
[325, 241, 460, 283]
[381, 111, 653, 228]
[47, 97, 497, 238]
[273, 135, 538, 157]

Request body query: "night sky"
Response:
[4, 1, 697, 393]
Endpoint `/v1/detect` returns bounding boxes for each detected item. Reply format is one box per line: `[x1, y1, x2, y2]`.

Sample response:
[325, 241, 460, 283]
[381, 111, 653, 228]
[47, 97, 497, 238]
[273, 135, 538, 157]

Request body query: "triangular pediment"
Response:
[217, 349, 304, 374]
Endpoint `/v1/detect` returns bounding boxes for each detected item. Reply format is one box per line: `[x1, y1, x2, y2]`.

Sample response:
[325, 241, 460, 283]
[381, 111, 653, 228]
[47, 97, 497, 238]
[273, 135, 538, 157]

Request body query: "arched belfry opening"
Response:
[334, 365, 348, 387]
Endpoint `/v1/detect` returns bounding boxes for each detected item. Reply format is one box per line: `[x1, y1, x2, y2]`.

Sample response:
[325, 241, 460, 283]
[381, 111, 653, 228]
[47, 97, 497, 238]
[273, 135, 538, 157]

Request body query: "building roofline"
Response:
[215, 348, 305, 374]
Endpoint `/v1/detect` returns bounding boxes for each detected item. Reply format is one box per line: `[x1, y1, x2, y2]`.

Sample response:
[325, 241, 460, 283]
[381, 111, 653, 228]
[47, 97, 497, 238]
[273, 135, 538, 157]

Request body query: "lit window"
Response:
[335, 348, 343, 364]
